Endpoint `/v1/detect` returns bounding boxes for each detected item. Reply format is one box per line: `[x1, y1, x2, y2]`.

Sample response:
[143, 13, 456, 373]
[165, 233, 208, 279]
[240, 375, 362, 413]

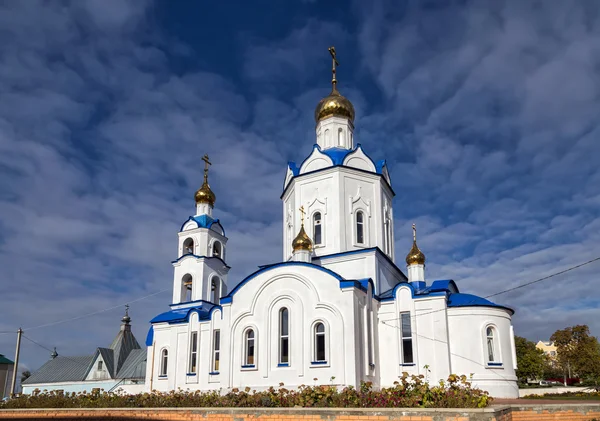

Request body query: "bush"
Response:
[1, 373, 491, 409]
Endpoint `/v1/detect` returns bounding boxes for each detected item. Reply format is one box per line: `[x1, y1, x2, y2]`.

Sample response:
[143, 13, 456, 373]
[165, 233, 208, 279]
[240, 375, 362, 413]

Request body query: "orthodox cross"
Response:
[412, 223, 417, 242]
[299, 205, 306, 225]
[125, 304, 129, 316]
[202, 154, 212, 182]
[328, 46, 339, 89]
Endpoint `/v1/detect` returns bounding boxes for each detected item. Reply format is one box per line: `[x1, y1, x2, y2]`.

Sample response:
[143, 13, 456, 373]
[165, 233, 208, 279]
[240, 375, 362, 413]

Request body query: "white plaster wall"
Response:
[148, 265, 366, 392]
[446, 307, 518, 398]
[282, 167, 394, 262]
[316, 116, 354, 150]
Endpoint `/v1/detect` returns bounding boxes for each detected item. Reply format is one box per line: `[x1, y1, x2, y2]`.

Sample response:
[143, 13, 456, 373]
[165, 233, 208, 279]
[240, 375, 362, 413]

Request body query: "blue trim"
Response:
[186, 373, 197, 376]
[281, 162, 395, 199]
[288, 161, 300, 176]
[314, 247, 408, 285]
[170, 299, 216, 308]
[487, 362, 503, 367]
[209, 371, 220, 375]
[171, 254, 230, 268]
[145, 326, 154, 347]
[400, 363, 416, 367]
[150, 303, 222, 324]
[339, 279, 373, 294]
[277, 363, 290, 367]
[241, 364, 256, 369]
[179, 215, 226, 236]
[222, 262, 345, 305]
[311, 361, 327, 365]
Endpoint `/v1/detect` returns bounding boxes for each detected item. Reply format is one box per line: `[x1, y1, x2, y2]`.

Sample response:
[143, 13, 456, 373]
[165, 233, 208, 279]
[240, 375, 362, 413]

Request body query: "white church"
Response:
[143, 49, 519, 398]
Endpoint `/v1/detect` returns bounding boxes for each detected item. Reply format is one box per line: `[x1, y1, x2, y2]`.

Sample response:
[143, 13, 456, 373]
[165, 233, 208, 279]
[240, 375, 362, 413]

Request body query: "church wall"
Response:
[446, 307, 518, 398]
[224, 266, 356, 390]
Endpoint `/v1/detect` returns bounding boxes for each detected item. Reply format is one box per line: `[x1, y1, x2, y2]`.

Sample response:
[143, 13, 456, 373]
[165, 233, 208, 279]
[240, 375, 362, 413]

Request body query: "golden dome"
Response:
[314, 86, 355, 123]
[195, 154, 216, 206]
[194, 180, 215, 206]
[405, 224, 425, 266]
[292, 224, 313, 253]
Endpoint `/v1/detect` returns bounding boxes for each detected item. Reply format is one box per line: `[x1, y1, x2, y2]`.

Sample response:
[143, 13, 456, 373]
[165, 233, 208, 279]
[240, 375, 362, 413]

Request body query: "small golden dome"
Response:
[195, 181, 215, 206]
[292, 225, 313, 253]
[195, 154, 216, 206]
[406, 223, 425, 266]
[406, 241, 425, 266]
[314, 86, 355, 123]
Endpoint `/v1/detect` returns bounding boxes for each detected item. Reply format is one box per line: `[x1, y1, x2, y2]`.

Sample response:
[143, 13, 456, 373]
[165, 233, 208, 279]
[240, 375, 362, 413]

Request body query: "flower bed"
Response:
[1, 374, 491, 409]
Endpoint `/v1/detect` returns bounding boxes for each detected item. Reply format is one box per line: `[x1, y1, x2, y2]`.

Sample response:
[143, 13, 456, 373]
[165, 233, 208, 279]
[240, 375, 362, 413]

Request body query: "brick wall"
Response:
[0, 405, 599, 421]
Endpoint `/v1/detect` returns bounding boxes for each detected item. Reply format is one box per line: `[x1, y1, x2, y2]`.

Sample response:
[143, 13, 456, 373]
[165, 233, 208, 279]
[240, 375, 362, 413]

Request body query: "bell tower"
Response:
[172, 155, 230, 306]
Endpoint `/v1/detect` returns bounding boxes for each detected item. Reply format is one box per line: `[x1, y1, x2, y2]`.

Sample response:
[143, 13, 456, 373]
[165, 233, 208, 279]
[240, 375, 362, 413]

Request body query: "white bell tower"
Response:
[172, 155, 229, 306]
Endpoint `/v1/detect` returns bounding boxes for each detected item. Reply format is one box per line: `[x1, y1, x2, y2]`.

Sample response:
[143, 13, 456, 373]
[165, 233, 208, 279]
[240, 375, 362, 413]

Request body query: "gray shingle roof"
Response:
[110, 327, 141, 375]
[22, 356, 93, 385]
[116, 349, 146, 379]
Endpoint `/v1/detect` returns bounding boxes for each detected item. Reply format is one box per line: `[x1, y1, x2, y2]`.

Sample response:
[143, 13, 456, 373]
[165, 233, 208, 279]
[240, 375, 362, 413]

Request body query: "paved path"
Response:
[495, 398, 599, 405]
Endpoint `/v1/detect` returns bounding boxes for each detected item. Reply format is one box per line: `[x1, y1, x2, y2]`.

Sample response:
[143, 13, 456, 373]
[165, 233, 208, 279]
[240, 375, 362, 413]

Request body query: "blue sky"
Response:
[1, 0, 599, 375]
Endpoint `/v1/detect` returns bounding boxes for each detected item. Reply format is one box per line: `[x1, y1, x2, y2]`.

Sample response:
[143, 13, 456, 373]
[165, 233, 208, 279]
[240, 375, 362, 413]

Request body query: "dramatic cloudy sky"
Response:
[1, 0, 599, 376]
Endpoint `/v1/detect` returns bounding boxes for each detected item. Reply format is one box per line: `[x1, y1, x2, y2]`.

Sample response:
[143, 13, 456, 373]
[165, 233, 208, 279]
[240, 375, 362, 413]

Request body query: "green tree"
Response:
[20, 370, 31, 383]
[550, 325, 600, 386]
[514, 336, 546, 383]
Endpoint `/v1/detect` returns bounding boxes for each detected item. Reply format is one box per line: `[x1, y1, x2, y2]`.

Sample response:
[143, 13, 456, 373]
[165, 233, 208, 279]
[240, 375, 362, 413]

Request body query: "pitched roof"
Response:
[22, 356, 93, 384]
[0, 354, 14, 365]
[110, 327, 140, 375]
[96, 348, 115, 378]
[115, 349, 146, 379]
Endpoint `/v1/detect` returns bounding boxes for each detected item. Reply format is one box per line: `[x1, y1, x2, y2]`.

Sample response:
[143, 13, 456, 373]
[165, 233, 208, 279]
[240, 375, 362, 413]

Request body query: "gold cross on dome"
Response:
[202, 154, 212, 181]
[412, 223, 417, 241]
[328, 46, 339, 87]
[299, 205, 306, 225]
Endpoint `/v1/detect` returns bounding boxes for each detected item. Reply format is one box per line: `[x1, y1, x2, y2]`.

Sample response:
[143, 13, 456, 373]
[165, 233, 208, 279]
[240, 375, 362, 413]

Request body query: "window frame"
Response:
[212, 241, 222, 258]
[312, 211, 323, 246]
[399, 312, 414, 365]
[278, 307, 290, 366]
[312, 321, 328, 365]
[484, 325, 502, 367]
[159, 348, 168, 377]
[97, 360, 103, 371]
[242, 328, 257, 369]
[355, 210, 366, 245]
[211, 329, 221, 374]
[188, 331, 198, 374]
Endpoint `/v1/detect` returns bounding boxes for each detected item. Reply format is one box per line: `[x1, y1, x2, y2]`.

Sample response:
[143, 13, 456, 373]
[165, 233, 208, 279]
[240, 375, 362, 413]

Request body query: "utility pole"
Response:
[9, 328, 22, 398]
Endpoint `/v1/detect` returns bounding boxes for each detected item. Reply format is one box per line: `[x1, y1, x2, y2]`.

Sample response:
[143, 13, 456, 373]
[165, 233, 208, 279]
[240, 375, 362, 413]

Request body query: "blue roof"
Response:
[145, 326, 154, 347]
[321, 147, 353, 165]
[222, 261, 346, 305]
[179, 215, 225, 234]
[447, 293, 513, 313]
[150, 303, 218, 325]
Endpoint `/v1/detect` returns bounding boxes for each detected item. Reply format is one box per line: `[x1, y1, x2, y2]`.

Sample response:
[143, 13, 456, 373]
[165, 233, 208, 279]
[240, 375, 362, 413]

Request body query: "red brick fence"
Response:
[1, 404, 599, 421]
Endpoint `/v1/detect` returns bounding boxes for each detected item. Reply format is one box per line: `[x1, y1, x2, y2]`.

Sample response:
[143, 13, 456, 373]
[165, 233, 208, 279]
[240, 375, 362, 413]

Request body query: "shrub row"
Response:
[2, 374, 491, 409]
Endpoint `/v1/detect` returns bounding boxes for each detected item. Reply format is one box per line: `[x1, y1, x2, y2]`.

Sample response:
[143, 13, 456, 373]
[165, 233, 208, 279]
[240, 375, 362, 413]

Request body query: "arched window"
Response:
[279, 308, 289, 365]
[324, 129, 330, 147]
[182, 274, 193, 302]
[486, 327, 496, 363]
[338, 128, 344, 146]
[244, 329, 255, 366]
[314, 322, 326, 363]
[212, 330, 220, 372]
[313, 212, 322, 245]
[183, 238, 194, 255]
[160, 349, 168, 376]
[212, 241, 222, 258]
[188, 331, 198, 373]
[356, 211, 365, 244]
[211, 277, 220, 304]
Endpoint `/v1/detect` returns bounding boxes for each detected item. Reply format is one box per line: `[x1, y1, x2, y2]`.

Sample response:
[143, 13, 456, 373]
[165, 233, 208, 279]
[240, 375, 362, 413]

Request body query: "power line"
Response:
[383, 255, 600, 324]
[21, 288, 170, 332]
[22, 334, 92, 369]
